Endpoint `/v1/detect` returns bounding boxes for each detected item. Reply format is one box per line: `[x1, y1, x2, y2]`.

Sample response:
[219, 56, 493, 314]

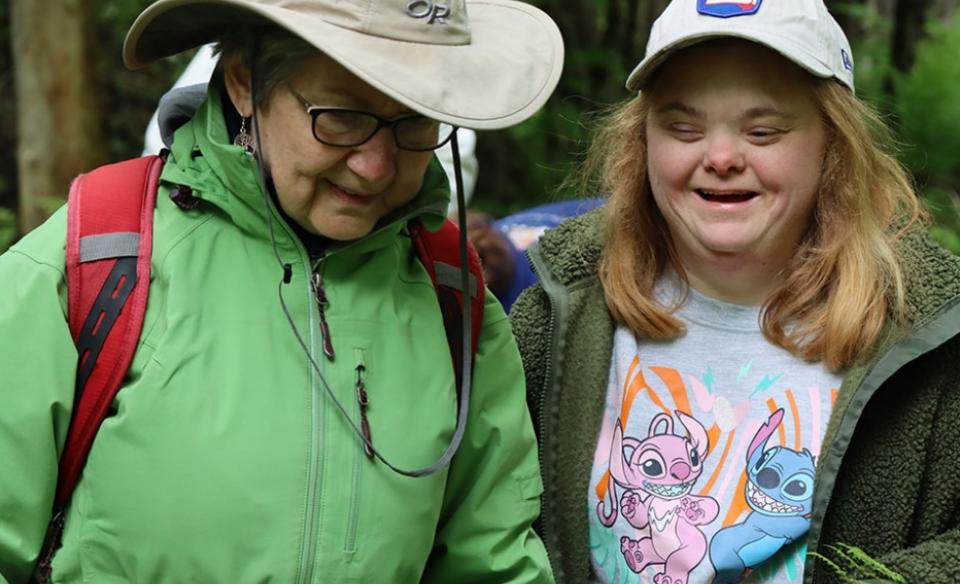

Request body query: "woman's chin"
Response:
[307, 215, 377, 242]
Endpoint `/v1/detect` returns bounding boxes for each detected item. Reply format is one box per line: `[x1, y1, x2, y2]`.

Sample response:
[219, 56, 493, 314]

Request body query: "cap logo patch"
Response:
[406, 0, 450, 24]
[697, 0, 762, 18]
[841, 48, 854, 72]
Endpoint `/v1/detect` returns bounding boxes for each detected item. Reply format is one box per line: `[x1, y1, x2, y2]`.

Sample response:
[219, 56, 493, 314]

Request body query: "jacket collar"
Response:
[529, 207, 605, 287]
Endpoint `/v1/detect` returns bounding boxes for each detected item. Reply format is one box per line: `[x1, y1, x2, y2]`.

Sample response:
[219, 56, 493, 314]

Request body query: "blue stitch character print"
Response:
[709, 409, 815, 583]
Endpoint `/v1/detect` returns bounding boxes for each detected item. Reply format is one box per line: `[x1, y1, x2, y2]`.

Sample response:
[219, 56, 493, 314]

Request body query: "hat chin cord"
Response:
[249, 63, 473, 478]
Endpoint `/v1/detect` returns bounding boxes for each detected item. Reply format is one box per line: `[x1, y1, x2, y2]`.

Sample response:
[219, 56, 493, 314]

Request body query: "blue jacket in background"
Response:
[495, 198, 605, 311]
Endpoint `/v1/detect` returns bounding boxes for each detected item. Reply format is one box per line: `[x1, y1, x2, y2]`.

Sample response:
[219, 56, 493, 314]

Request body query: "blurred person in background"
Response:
[467, 197, 604, 311]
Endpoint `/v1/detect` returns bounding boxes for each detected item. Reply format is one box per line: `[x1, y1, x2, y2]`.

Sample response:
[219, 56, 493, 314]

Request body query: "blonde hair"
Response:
[590, 80, 925, 371]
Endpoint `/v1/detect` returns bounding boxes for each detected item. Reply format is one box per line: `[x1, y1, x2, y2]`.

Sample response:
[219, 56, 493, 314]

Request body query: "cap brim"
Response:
[625, 29, 833, 92]
[124, 0, 564, 130]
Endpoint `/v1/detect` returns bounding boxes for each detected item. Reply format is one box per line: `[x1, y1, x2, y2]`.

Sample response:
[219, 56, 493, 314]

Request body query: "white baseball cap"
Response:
[626, 0, 855, 92]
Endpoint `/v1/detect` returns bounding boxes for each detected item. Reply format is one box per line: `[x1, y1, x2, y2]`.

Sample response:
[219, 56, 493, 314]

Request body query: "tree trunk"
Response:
[11, 0, 106, 233]
[891, 0, 936, 71]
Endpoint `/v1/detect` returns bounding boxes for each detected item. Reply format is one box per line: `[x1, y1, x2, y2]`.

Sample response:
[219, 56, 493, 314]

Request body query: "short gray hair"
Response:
[214, 26, 319, 106]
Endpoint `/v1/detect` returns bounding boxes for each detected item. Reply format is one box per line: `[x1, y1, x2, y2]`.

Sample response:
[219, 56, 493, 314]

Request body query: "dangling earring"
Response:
[234, 116, 255, 153]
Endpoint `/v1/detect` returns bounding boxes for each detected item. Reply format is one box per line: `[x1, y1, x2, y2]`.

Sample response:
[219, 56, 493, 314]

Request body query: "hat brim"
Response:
[124, 0, 564, 130]
[625, 29, 834, 92]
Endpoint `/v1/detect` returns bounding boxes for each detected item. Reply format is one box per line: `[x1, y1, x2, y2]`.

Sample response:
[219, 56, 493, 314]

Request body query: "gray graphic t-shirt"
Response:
[589, 280, 841, 584]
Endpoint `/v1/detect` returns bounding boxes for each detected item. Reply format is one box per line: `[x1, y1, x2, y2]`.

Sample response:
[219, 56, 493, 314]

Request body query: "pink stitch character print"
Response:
[596, 411, 720, 584]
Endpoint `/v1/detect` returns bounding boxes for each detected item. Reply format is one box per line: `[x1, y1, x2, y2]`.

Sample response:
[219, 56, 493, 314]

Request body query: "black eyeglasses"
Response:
[289, 87, 456, 152]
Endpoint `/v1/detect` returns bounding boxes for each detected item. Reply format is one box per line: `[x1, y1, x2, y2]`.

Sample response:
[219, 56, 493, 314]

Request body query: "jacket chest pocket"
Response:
[322, 335, 454, 575]
[345, 347, 368, 553]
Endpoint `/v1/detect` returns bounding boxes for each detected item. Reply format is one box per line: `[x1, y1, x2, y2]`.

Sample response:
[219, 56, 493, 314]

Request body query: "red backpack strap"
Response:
[58, 155, 163, 506]
[409, 218, 485, 395]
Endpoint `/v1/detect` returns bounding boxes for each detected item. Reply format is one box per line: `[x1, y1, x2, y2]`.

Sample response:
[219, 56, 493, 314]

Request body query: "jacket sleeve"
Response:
[0, 214, 76, 583]
[421, 290, 554, 584]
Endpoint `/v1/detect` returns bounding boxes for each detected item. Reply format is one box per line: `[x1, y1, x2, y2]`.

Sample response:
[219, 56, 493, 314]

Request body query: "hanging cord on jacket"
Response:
[249, 58, 473, 478]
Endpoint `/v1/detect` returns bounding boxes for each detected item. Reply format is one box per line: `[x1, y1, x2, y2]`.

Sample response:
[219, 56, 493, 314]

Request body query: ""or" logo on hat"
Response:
[697, 0, 762, 18]
[406, 0, 450, 24]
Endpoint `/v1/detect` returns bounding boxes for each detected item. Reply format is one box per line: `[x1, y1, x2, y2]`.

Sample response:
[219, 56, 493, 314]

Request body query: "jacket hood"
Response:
[156, 82, 451, 256]
[532, 207, 960, 332]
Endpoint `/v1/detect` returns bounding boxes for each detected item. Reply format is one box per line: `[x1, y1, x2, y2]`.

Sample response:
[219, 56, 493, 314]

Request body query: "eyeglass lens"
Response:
[312, 110, 454, 151]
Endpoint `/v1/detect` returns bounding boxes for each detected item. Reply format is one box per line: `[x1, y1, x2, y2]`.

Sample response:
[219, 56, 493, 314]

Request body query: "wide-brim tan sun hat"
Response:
[123, 0, 564, 131]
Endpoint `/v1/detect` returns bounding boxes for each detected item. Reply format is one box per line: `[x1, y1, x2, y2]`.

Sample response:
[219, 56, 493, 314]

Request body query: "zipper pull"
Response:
[311, 272, 335, 360]
[356, 365, 374, 459]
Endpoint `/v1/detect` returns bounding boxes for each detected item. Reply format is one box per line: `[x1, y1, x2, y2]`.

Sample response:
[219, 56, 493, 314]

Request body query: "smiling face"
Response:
[633, 435, 704, 500]
[644, 40, 827, 302]
[746, 446, 816, 517]
[225, 51, 434, 241]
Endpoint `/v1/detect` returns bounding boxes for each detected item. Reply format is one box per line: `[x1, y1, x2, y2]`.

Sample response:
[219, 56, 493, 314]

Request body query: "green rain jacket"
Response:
[510, 209, 960, 584]
[0, 86, 552, 583]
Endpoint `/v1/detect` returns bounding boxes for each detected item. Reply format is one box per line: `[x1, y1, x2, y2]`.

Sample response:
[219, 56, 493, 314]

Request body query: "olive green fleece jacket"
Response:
[510, 208, 960, 584]
[0, 85, 551, 583]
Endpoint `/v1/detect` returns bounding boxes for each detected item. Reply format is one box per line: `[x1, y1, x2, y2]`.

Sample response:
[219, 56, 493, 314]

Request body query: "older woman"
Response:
[0, 1, 563, 582]
[511, 1, 960, 583]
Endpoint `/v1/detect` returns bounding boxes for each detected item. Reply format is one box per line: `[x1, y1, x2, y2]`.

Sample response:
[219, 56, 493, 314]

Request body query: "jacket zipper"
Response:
[255, 193, 324, 584]
[296, 257, 327, 584]
[525, 247, 560, 578]
[345, 349, 369, 553]
[261, 188, 441, 579]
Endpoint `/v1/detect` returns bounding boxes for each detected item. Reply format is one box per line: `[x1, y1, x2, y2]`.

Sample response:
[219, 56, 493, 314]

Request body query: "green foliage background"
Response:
[2, 1, 960, 253]
[0, 0, 192, 252]
[896, 14, 960, 188]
